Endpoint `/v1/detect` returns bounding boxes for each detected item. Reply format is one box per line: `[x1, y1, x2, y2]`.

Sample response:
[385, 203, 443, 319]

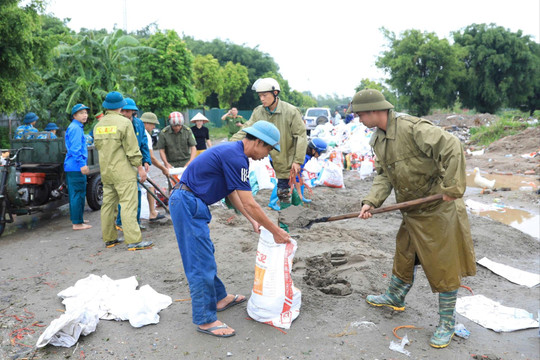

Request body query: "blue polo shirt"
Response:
[180, 141, 251, 205]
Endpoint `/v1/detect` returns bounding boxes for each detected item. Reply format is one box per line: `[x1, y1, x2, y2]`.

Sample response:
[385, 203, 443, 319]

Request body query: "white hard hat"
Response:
[252, 78, 281, 93]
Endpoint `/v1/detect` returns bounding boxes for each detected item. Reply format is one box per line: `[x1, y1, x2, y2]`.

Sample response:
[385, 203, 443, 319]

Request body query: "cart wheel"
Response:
[86, 174, 103, 211]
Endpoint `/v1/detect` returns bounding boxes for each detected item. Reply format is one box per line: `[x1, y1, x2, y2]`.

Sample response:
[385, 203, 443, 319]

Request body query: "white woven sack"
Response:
[247, 227, 301, 329]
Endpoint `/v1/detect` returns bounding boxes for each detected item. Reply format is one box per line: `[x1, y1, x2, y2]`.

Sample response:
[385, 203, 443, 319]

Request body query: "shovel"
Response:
[300, 194, 443, 229]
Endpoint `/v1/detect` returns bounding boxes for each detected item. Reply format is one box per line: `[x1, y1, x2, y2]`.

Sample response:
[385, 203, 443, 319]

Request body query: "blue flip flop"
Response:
[197, 324, 235, 338]
[217, 294, 247, 312]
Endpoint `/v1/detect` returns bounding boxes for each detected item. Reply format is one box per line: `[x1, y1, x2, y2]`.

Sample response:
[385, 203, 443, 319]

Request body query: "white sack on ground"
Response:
[37, 274, 172, 348]
[456, 294, 539, 332]
[477, 257, 540, 288]
[36, 308, 98, 348]
[247, 227, 301, 329]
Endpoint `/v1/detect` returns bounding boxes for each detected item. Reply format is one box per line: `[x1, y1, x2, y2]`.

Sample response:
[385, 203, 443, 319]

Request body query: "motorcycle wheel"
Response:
[86, 174, 103, 211]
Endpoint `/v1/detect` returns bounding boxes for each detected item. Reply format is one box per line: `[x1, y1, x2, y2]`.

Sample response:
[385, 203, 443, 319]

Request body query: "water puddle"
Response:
[473, 208, 539, 239]
[466, 171, 538, 191]
[465, 197, 539, 239]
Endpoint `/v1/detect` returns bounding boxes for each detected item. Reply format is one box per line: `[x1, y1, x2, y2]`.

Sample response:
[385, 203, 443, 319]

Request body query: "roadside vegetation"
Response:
[1, 1, 538, 148]
[469, 110, 540, 146]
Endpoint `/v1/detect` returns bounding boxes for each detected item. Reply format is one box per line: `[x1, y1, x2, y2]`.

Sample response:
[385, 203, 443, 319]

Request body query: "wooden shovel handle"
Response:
[324, 194, 444, 222]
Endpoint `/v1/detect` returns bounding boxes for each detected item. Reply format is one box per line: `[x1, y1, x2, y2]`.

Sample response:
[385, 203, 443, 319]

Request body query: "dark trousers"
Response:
[66, 171, 87, 224]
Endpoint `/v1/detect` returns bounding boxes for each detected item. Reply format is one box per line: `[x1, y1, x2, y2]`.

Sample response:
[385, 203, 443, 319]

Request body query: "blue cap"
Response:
[102, 91, 127, 110]
[71, 103, 90, 117]
[23, 112, 39, 124]
[123, 98, 139, 111]
[243, 120, 281, 152]
[44, 122, 59, 131]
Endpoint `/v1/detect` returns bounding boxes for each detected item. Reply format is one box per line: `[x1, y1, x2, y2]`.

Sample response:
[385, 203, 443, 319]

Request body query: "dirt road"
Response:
[0, 142, 539, 359]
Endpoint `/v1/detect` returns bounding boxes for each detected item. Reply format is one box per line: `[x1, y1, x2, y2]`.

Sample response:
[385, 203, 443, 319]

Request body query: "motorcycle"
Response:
[0, 137, 102, 237]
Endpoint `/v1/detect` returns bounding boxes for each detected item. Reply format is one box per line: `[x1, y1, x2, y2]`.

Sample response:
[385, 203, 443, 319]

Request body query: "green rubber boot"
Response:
[430, 289, 458, 348]
[366, 275, 412, 311]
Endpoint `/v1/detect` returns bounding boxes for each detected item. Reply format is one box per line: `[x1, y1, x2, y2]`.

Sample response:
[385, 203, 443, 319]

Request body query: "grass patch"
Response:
[469, 110, 539, 146]
[207, 123, 229, 141]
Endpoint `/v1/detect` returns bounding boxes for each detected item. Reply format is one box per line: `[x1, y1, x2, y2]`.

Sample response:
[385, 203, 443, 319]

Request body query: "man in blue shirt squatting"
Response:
[116, 98, 151, 231]
[170, 121, 291, 338]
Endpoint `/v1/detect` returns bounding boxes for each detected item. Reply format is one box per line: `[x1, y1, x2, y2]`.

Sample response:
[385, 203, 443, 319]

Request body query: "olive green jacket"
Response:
[156, 125, 197, 167]
[93, 111, 142, 185]
[363, 110, 476, 292]
[223, 115, 246, 135]
[230, 100, 307, 179]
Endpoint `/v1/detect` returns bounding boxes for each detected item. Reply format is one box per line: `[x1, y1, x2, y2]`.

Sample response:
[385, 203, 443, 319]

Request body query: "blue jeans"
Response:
[169, 188, 227, 325]
[66, 171, 87, 224]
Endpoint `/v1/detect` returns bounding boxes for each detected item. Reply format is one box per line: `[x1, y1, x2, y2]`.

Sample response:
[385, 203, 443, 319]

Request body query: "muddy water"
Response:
[465, 172, 539, 239]
[466, 171, 539, 190]
[470, 206, 539, 239]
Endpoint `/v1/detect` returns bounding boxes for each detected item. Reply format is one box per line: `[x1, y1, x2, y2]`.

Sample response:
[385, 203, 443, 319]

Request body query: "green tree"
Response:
[192, 54, 222, 105]
[288, 90, 317, 110]
[453, 23, 539, 114]
[29, 28, 151, 127]
[218, 61, 250, 108]
[184, 37, 280, 109]
[136, 30, 196, 119]
[0, 0, 53, 115]
[377, 28, 465, 116]
[354, 79, 399, 109]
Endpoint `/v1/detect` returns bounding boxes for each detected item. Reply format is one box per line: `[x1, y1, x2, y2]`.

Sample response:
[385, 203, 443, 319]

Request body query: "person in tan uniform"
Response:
[351, 89, 476, 349]
[93, 91, 153, 251]
[230, 78, 307, 208]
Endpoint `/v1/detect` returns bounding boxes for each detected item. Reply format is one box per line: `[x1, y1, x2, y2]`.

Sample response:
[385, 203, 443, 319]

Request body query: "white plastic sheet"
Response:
[477, 257, 540, 288]
[36, 275, 172, 348]
[456, 295, 539, 332]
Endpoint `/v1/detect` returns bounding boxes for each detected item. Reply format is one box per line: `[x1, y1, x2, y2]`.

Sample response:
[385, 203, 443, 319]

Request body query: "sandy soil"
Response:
[0, 128, 539, 360]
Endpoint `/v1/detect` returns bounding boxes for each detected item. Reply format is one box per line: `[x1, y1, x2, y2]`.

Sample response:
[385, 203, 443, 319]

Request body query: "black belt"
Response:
[180, 184, 193, 192]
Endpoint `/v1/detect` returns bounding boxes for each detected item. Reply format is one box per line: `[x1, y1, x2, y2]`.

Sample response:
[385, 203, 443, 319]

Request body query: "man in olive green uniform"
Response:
[221, 107, 245, 139]
[230, 78, 307, 206]
[157, 111, 197, 169]
[93, 91, 153, 251]
[353, 89, 476, 349]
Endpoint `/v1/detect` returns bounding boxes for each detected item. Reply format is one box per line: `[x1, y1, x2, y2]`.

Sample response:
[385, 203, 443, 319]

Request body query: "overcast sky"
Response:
[45, 0, 539, 98]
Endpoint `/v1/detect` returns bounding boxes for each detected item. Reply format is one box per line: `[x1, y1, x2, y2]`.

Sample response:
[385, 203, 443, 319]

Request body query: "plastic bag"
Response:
[249, 156, 275, 190]
[316, 161, 345, 188]
[247, 227, 301, 329]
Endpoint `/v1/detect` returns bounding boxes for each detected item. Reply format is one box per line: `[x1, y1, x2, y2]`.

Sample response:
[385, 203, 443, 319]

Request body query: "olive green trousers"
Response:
[101, 181, 141, 244]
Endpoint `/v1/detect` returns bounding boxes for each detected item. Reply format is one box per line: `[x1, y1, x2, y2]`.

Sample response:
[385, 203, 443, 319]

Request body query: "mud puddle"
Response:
[466, 171, 539, 191]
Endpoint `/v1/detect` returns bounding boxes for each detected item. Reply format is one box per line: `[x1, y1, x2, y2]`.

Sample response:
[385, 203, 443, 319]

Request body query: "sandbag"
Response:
[247, 227, 301, 329]
[316, 161, 345, 188]
[249, 156, 276, 190]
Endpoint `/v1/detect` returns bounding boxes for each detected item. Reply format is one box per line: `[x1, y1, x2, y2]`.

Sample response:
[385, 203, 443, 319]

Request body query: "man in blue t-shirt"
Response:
[170, 121, 290, 338]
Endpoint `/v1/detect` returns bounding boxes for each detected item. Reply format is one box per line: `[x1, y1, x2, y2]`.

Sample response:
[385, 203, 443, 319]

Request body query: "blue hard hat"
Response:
[23, 112, 39, 124]
[123, 98, 139, 111]
[243, 120, 281, 152]
[308, 138, 328, 155]
[102, 91, 127, 109]
[44, 122, 59, 131]
[71, 103, 90, 116]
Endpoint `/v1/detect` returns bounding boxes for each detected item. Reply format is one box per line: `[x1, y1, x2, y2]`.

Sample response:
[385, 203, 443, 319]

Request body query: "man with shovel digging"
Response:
[351, 89, 476, 348]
